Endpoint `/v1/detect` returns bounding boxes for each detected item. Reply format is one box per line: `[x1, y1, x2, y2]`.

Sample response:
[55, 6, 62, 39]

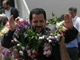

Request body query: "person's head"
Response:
[2, 0, 10, 10]
[29, 8, 47, 32]
[69, 7, 77, 18]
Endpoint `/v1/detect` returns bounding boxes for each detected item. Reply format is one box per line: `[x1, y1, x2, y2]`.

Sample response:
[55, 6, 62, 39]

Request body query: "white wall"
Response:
[26, 0, 80, 19]
[14, 0, 80, 19]
[14, 0, 30, 19]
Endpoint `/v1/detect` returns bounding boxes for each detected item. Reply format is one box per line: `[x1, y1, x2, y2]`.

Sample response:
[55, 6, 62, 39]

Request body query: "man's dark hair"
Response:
[5, 0, 10, 5]
[29, 8, 46, 20]
[69, 7, 77, 12]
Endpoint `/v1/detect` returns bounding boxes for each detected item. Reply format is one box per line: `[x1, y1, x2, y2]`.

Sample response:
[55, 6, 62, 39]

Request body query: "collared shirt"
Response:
[65, 15, 80, 48]
[72, 16, 80, 32]
[5, 8, 11, 18]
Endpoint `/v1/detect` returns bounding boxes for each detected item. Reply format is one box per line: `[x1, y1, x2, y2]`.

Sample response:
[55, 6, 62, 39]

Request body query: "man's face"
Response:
[2, 1, 8, 9]
[69, 10, 76, 18]
[30, 14, 46, 31]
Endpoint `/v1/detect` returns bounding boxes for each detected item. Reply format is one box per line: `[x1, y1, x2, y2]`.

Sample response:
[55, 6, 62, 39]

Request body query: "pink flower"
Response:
[31, 54, 36, 58]
[6, 21, 10, 28]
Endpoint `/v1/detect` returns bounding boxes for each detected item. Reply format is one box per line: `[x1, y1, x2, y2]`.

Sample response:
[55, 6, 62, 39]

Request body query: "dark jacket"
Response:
[0, 7, 19, 20]
[1, 25, 78, 60]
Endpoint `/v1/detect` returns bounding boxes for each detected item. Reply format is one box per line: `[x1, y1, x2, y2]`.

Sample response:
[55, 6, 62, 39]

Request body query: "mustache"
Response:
[35, 26, 42, 28]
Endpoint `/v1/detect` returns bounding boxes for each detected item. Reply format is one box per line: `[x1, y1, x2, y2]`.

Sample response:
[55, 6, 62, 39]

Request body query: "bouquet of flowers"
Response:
[0, 22, 9, 38]
[8, 15, 66, 59]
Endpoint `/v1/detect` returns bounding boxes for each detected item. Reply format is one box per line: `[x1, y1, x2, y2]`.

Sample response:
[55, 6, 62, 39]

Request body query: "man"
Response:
[65, 7, 80, 60]
[1, 8, 78, 60]
[0, 0, 19, 20]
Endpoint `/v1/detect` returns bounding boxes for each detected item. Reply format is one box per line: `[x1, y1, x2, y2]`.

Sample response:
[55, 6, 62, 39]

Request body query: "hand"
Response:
[63, 13, 73, 29]
[9, 15, 19, 31]
[58, 31, 65, 46]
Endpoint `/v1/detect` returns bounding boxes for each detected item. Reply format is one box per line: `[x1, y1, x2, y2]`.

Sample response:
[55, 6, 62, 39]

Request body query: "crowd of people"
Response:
[0, 0, 80, 60]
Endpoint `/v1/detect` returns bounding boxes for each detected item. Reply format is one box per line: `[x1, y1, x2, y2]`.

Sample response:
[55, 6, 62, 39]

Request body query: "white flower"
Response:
[0, 26, 9, 37]
[50, 33, 53, 36]
[56, 23, 61, 28]
[48, 40, 52, 43]
[55, 34, 62, 41]
[19, 51, 23, 56]
[27, 50, 31, 56]
[49, 36, 52, 39]
[21, 46, 25, 50]
[56, 21, 64, 28]
[1, 26, 9, 34]
[0, 13, 6, 17]
[14, 39, 18, 42]
[43, 50, 51, 57]
[17, 44, 20, 46]
[46, 50, 51, 57]
[42, 35, 46, 39]
[43, 51, 47, 55]
[47, 38, 49, 40]
[57, 34, 61, 36]
[63, 26, 67, 30]
[19, 18, 23, 21]
[14, 38, 18, 42]
[55, 36, 57, 39]
[39, 37, 43, 40]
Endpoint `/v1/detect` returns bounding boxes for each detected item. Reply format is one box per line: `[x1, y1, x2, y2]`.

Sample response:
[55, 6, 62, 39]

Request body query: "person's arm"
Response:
[64, 27, 78, 43]
[1, 30, 14, 48]
[58, 35, 71, 60]
[1, 15, 18, 48]
[63, 13, 78, 43]
[59, 43, 71, 60]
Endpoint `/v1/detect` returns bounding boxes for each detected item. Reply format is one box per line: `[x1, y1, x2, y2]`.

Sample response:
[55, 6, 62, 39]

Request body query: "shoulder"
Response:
[76, 16, 80, 23]
[76, 16, 80, 20]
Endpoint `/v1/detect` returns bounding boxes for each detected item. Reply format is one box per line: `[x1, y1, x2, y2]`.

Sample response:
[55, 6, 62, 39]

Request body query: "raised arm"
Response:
[1, 15, 18, 48]
[63, 14, 78, 43]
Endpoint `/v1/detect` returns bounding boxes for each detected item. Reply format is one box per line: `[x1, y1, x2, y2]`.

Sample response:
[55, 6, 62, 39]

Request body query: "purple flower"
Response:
[49, 33, 54, 36]
[18, 23, 24, 28]
[23, 19, 28, 25]
[20, 27, 25, 32]
[17, 23, 25, 32]
[49, 36, 55, 40]
[38, 37, 43, 40]
[25, 25, 28, 29]
[56, 30, 60, 33]
[15, 27, 20, 33]
[42, 35, 46, 39]
[38, 35, 46, 40]
[3, 49, 9, 55]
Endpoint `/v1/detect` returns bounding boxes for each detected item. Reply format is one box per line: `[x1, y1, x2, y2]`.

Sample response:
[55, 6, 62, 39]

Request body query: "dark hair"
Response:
[29, 8, 46, 20]
[69, 7, 77, 12]
[6, 0, 10, 5]
[58, 14, 64, 21]
[0, 17, 8, 26]
[3, 0, 10, 5]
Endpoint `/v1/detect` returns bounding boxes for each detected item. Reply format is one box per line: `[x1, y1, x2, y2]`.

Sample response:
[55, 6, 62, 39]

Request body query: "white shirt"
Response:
[5, 8, 11, 19]
[72, 16, 80, 32]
